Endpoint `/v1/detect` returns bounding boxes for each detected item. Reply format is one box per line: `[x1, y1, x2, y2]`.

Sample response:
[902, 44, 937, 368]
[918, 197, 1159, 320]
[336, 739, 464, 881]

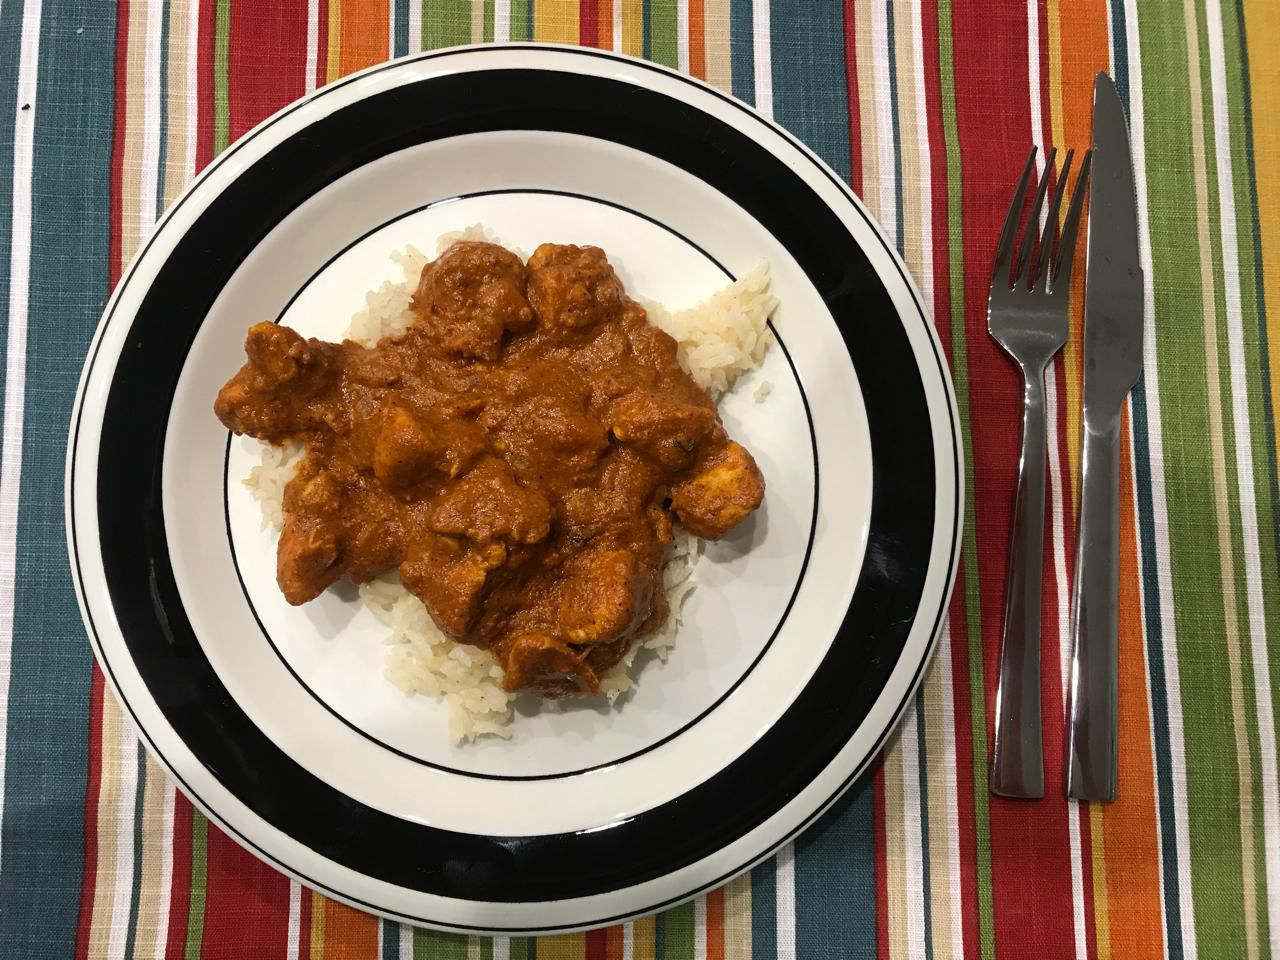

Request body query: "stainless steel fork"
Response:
[988, 145, 1092, 799]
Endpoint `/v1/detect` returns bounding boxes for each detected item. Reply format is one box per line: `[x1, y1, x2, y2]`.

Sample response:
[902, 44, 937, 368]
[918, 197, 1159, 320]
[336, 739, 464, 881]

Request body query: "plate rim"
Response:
[64, 42, 964, 934]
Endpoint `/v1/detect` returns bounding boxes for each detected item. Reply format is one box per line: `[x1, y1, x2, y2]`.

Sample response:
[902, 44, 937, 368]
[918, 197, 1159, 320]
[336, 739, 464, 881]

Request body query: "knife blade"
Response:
[1066, 71, 1144, 802]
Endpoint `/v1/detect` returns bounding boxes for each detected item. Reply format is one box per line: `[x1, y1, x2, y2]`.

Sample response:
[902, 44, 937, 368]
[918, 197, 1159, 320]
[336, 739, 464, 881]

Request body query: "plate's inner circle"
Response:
[222, 192, 819, 779]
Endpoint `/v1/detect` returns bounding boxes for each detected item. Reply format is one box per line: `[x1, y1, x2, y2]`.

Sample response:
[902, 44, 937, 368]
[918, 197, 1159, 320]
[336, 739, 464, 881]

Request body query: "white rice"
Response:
[245, 227, 774, 742]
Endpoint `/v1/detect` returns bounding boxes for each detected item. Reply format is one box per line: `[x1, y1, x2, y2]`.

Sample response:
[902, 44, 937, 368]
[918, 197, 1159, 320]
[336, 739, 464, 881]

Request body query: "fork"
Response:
[989, 145, 1092, 799]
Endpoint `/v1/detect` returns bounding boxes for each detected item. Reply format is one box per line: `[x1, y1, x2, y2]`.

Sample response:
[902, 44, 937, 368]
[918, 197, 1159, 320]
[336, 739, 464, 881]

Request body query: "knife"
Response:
[1066, 72, 1144, 802]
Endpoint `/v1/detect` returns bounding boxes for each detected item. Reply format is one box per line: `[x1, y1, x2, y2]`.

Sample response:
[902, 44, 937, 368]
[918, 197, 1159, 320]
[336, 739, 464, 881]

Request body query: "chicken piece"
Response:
[557, 548, 652, 644]
[429, 457, 552, 546]
[501, 631, 599, 697]
[526, 244, 627, 330]
[275, 466, 347, 604]
[372, 405, 485, 490]
[671, 441, 766, 539]
[214, 323, 341, 441]
[400, 538, 507, 637]
[610, 390, 717, 470]
[412, 242, 533, 360]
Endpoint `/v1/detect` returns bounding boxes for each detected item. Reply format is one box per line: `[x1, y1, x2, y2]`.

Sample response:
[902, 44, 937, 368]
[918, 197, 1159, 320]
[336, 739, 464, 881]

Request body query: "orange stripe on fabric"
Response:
[1096, 414, 1167, 957]
[706, 886, 725, 960]
[318, 898, 380, 959]
[1243, 0, 1280, 467]
[598, 0, 613, 49]
[339, 0, 389, 76]
[535, 0, 579, 43]
[689, 0, 706, 79]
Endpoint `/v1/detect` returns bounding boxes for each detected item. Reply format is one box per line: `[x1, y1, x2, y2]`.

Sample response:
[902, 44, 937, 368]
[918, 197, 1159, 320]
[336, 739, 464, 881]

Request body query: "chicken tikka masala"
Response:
[215, 241, 764, 698]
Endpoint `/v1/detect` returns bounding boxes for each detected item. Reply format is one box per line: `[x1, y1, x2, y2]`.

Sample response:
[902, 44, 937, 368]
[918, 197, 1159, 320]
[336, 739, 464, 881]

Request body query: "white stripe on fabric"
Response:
[399, 922, 414, 960]
[937, 618, 966, 960]
[1120, 0, 1198, 954]
[0, 0, 44, 877]
[306, 0, 320, 92]
[494, 0, 510, 43]
[409, 0, 424, 53]
[899, 712, 928, 960]
[287, 882, 302, 960]
[678, 0, 690, 73]
[492, 936, 510, 960]
[751, 0, 771, 118]
[388, 0, 397, 57]
[694, 894, 708, 960]
[185, 0, 199, 172]
[147, 777, 176, 960]
[623, 921, 635, 960]
[613, 0, 623, 53]
[774, 842, 796, 960]
[1206, 5, 1280, 950]
[869, 0, 895, 240]
[107, 726, 140, 960]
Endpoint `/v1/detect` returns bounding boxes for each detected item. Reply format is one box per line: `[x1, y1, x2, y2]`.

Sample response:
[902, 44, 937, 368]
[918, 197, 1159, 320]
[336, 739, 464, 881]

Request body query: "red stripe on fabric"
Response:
[164, 794, 195, 960]
[950, 0, 1078, 952]
[585, 927, 608, 960]
[872, 762, 889, 960]
[841, 0, 860, 197]
[945, 575, 983, 957]
[316, 0, 330, 91]
[200, 826, 292, 955]
[580, 0, 599, 47]
[196, 0, 216, 171]
[73, 670, 107, 960]
[106, 0, 129, 287]
[228, 0, 310, 141]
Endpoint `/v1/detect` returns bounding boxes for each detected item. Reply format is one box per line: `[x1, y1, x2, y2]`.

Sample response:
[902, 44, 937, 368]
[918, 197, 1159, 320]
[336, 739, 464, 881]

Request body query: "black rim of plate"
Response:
[71, 47, 959, 931]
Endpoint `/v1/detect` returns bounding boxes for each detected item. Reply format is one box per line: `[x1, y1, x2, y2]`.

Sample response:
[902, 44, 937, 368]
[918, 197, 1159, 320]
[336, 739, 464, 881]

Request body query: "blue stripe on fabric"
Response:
[0, 0, 24, 412]
[394, 0, 411, 57]
[915, 702, 935, 960]
[885, 0, 905, 256]
[0, 1, 116, 955]
[156, 0, 171, 221]
[729, 0, 755, 108]
[122, 752, 147, 960]
[750, 857, 777, 960]
[767, 0, 852, 182]
[794, 775, 878, 959]
[381, 920, 400, 960]
[1110, 2, 1185, 956]
[642, 0, 652, 62]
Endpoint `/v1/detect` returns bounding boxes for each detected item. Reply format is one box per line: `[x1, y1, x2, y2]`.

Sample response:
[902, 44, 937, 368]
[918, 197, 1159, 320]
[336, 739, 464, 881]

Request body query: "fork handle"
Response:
[991, 364, 1048, 799]
[1066, 409, 1123, 801]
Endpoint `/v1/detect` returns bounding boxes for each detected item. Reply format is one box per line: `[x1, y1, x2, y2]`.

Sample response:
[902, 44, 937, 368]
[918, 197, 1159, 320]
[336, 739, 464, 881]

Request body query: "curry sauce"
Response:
[215, 242, 764, 697]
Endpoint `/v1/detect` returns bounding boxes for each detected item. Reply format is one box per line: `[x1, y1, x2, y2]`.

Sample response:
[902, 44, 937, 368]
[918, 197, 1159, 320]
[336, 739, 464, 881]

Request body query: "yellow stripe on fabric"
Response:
[131, 759, 174, 960]
[704, 0, 731, 93]
[310, 891, 327, 960]
[535, 932, 585, 959]
[534, 0, 578, 44]
[723, 873, 752, 960]
[164, 0, 195, 206]
[621, 0, 642, 58]
[892, 0, 923, 278]
[1242, 1, 1280, 474]
[632, 915, 657, 960]
[922, 661, 957, 960]
[854, 0, 878, 203]
[327, 0, 344, 84]
[87, 695, 126, 960]
[471, 0, 485, 42]
[882, 750, 908, 960]
[1090, 803, 1111, 960]
[1185, 2, 1261, 958]
[121, 0, 150, 263]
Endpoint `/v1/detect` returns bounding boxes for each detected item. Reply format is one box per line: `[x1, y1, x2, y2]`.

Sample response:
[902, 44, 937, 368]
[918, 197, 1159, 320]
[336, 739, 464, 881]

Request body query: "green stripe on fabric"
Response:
[509, 0, 531, 41]
[213, 0, 230, 154]
[507, 937, 533, 960]
[1135, 3, 1247, 955]
[768, 0, 851, 181]
[728, 0, 754, 106]
[185, 813, 209, 960]
[749, 860, 776, 960]
[413, 927, 468, 959]
[423, 0, 470, 50]
[936, 0, 994, 955]
[648, 0, 678, 68]
[794, 777, 877, 955]
[656, 900, 695, 960]
[0, 1, 113, 955]
[477, 934, 494, 960]
[483, 0, 494, 43]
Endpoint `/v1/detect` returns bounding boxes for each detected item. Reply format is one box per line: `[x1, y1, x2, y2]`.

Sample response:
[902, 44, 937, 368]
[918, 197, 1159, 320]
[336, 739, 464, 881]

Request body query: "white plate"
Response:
[66, 44, 962, 934]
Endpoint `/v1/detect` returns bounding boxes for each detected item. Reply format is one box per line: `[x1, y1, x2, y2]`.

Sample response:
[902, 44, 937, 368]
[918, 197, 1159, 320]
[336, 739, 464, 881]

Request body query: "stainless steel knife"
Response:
[1066, 72, 1144, 802]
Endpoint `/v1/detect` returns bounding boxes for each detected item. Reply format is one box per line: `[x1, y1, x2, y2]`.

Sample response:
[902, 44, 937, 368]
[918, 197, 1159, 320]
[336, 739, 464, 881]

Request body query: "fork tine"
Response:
[1035, 149, 1074, 289]
[1052, 148, 1093, 291]
[993, 146, 1037, 284]
[1014, 147, 1056, 288]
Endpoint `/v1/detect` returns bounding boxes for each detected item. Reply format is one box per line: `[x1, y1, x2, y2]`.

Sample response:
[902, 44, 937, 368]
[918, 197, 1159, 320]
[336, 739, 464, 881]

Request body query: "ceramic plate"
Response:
[66, 44, 962, 934]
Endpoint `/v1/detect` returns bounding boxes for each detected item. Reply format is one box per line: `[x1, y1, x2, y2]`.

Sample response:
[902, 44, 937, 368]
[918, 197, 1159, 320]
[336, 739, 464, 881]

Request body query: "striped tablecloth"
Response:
[3, 1, 1279, 957]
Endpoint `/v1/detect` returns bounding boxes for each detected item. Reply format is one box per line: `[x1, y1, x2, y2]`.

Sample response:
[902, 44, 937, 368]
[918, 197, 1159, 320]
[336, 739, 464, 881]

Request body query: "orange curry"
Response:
[215, 242, 764, 697]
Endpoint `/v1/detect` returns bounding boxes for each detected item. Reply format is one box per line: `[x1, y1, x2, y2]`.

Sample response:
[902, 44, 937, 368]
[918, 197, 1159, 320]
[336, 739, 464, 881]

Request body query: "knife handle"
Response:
[991, 365, 1048, 799]
[1067, 409, 1122, 801]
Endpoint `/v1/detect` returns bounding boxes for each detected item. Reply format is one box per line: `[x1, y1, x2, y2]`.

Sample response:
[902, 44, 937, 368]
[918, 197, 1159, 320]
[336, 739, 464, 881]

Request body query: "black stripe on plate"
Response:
[72, 50, 958, 926]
